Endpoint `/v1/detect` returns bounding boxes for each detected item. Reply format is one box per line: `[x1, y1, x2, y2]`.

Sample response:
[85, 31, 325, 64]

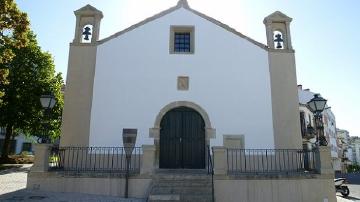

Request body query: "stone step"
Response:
[148, 194, 180, 202]
[154, 176, 210, 181]
[154, 180, 211, 186]
[181, 194, 213, 202]
[148, 194, 212, 202]
[154, 178, 210, 181]
[149, 172, 213, 202]
[155, 169, 208, 175]
[150, 186, 212, 195]
[151, 184, 211, 189]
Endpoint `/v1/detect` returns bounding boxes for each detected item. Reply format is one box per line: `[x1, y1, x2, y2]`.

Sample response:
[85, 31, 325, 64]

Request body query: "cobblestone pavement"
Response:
[0, 164, 145, 202]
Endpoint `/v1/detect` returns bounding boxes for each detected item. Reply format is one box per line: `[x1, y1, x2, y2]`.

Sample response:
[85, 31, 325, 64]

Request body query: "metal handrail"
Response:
[226, 148, 318, 175]
[207, 145, 215, 202]
[48, 146, 141, 173]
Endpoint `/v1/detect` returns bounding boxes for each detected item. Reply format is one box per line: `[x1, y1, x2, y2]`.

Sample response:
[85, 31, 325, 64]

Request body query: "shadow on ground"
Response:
[0, 189, 50, 201]
[337, 195, 360, 201]
[0, 189, 145, 202]
[0, 164, 31, 175]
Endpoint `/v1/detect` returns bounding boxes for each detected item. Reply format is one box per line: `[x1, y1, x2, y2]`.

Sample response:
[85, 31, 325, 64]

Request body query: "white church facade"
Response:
[27, 1, 336, 201]
[61, 0, 302, 156]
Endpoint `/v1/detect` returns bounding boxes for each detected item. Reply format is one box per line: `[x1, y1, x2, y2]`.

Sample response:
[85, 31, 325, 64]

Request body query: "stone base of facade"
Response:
[27, 171, 336, 202]
[27, 172, 152, 199]
[214, 175, 335, 202]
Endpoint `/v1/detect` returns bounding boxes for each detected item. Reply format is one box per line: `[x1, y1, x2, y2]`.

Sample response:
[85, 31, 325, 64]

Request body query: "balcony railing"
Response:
[49, 146, 141, 174]
[227, 149, 318, 175]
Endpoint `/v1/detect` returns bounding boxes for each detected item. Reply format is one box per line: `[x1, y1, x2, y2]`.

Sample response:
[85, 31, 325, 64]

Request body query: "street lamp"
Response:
[40, 94, 56, 143]
[307, 94, 328, 147]
[122, 128, 137, 198]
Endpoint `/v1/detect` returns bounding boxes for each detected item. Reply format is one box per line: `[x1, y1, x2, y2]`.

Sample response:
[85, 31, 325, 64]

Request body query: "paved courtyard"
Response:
[336, 185, 360, 202]
[0, 164, 145, 202]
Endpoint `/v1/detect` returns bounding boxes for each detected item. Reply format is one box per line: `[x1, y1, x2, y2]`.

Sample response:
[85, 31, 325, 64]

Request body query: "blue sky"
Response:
[16, 0, 360, 137]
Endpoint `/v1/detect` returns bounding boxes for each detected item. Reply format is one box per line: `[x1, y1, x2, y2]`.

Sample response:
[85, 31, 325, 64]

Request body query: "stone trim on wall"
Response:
[150, 101, 216, 169]
[150, 101, 215, 140]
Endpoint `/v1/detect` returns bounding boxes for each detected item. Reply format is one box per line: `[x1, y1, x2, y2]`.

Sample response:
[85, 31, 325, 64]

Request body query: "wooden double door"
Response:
[159, 107, 205, 169]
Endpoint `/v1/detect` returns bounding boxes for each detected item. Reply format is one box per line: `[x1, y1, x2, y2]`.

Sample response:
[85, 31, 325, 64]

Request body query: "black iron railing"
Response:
[207, 146, 214, 202]
[227, 149, 318, 175]
[49, 146, 141, 173]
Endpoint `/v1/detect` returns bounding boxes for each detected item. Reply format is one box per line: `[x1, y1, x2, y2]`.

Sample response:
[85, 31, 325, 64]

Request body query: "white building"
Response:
[350, 136, 360, 165]
[298, 88, 316, 150]
[337, 128, 353, 172]
[297, 86, 340, 171]
[0, 127, 34, 154]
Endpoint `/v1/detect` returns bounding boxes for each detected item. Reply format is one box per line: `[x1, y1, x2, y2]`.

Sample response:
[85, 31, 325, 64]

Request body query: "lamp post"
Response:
[307, 94, 328, 147]
[122, 128, 137, 198]
[40, 94, 56, 143]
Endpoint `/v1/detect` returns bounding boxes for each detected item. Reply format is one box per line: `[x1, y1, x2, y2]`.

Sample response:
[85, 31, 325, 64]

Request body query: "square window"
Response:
[170, 26, 194, 54]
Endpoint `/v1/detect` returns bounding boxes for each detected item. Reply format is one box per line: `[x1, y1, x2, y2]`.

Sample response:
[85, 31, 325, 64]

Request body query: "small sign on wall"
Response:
[177, 76, 189, 91]
[122, 128, 137, 158]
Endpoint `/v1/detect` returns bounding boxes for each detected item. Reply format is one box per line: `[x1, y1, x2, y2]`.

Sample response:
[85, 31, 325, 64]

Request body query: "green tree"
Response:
[0, 0, 30, 104]
[0, 32, 63, 161]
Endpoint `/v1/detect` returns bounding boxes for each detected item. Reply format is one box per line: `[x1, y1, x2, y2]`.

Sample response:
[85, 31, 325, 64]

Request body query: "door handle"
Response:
[180, 137, 182, 143]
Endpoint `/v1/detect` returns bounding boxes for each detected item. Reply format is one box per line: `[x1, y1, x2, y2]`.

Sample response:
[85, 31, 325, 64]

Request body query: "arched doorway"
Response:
[159, 107, 205, 169]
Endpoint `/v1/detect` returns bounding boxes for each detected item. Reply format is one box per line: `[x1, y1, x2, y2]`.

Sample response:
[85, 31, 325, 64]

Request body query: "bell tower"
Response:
[61, 5, 103, 147]
[263, 11, 302, 149]
[73, 4, 103, 44]
[263, 11, 292, 50]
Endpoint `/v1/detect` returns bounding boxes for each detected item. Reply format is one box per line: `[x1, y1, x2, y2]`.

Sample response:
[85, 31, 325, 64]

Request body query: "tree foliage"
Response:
[347, 164, 360, 173]
[0, 0, 30, 104]
[0, 32, 64, 160]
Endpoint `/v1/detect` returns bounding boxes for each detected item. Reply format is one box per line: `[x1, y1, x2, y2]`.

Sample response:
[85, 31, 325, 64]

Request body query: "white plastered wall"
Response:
[89, 8, 274, 149]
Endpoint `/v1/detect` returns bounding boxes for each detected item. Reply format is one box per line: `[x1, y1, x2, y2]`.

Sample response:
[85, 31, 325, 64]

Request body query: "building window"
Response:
[22, 143, 32, 152]
[170, 26, 194, 54]
[0, 127, 5, 136]
[174, 33, 190, 52]
[300, 112, 306, 137]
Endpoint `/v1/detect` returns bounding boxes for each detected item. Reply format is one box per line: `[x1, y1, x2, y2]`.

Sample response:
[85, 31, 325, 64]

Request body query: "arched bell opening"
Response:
[273, 30, 285, 49]
[81, 24, 94, 43]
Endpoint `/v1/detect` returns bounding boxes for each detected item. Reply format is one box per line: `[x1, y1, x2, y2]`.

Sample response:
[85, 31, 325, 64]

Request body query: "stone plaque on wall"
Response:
[177, 76, 189, 91]
[223, 134, 245, 149]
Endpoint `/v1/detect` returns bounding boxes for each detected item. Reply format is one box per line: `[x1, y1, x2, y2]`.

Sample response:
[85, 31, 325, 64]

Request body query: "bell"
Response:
[82, 27, 92, 41]
[274, 33, 284, 49]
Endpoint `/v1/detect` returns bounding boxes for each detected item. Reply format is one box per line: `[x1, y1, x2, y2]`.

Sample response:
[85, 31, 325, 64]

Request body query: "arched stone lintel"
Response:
[149, 101, 216, 139]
